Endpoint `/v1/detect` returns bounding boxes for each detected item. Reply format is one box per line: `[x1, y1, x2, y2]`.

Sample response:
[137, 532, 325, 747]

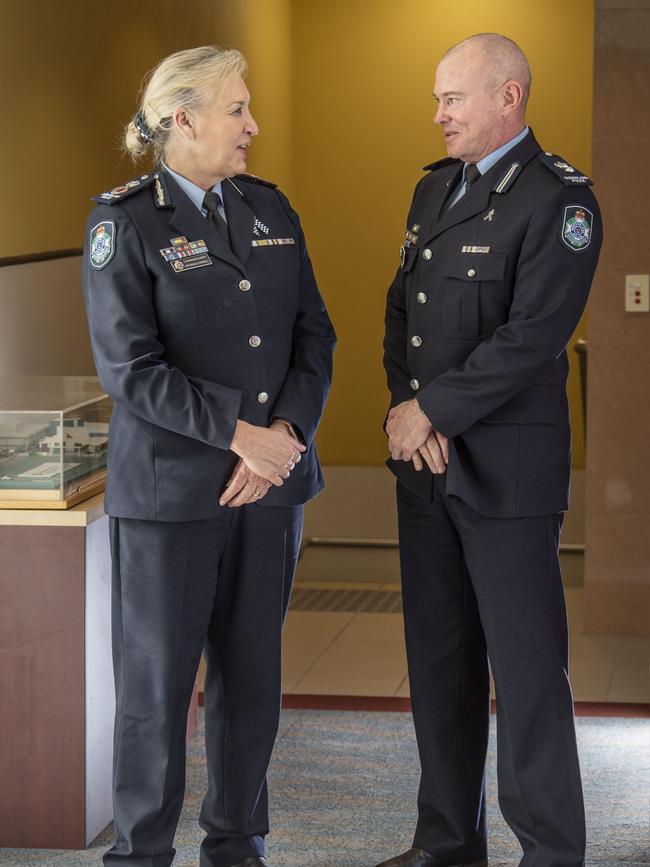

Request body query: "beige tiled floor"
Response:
[282, 582, 650, 703]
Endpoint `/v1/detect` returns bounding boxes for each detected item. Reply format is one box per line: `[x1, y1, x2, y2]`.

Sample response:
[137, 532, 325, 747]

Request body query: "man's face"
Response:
[433, 48, 507, 164]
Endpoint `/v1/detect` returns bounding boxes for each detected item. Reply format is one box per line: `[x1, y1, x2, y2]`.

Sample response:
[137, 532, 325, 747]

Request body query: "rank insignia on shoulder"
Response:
[422, 156, 460, 172]
[89, 221, 115, 269]
[234, 172, 278, 189]
[540, 152, 593, 186]
[561, 206, 593, 251]
[93, 174, 156, 205]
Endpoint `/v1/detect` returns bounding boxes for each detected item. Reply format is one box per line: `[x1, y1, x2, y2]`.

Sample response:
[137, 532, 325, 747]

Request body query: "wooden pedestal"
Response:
[0, 495, 197, 850]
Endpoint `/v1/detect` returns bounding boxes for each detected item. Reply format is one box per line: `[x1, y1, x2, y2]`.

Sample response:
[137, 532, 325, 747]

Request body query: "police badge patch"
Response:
[561, 206, 593, 252]
[90, 221, 116, 269]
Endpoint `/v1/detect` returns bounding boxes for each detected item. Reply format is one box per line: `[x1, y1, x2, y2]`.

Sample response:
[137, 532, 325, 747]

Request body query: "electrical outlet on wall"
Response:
[625, 275, 650, 312]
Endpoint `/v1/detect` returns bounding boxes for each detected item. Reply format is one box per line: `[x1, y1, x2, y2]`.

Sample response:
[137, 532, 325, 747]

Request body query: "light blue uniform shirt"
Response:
[162, 163, 227, 222]
[448, 126, 529, 209]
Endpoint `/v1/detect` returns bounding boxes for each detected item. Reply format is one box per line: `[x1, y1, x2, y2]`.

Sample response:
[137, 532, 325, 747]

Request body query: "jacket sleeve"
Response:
[383, 183, 425, 411]
[83, 204, 242, 450]
[269, 190, 336, 446]
[383, 264, 416, 409]
[416, 185, 603, 438]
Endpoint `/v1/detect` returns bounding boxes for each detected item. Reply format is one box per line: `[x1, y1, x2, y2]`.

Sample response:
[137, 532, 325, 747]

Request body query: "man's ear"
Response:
[501, 80, 524, 116]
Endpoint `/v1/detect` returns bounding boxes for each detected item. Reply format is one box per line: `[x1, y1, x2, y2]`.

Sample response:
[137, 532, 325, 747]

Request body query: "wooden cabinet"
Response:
[0, 495, 197, 849]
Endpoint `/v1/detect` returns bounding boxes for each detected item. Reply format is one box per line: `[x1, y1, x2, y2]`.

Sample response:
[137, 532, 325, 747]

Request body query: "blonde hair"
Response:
[124, 45, 247, 162]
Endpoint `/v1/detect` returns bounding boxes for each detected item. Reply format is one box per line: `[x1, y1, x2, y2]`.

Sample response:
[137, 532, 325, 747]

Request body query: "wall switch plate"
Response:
[625, 274, 650, 312]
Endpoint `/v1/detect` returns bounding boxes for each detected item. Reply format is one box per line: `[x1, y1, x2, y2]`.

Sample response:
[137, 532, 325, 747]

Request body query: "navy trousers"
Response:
[397, 478, 585, 867]
[103, 503, 303, 867]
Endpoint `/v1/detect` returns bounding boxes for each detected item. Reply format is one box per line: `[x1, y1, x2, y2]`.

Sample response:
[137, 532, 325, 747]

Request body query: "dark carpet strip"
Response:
[3, 710, 647, 866]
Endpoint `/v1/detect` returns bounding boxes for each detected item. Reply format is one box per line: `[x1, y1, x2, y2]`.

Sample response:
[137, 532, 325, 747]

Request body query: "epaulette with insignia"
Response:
[92, 173, 157, 204]
[234, 172, 278, 189]
[422, 156, 460, 172]
[538, 152, 593, 186]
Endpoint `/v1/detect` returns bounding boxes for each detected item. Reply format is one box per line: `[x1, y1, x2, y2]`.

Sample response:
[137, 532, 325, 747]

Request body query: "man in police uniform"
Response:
[83, 53, 335, 867]
[380, 33, 601, 867]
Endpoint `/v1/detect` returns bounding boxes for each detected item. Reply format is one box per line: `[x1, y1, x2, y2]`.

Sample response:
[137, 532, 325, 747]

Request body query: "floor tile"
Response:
[394, 675, 410, 697]
[291, 652, 407, 696]
[282, 611, 355, 655]
[282, 611, 358, 693]
[565, 585, 585, 634]
[607, 637, 650, 703]
[278, 583, 645, 706]
[569, 634, 622, 701]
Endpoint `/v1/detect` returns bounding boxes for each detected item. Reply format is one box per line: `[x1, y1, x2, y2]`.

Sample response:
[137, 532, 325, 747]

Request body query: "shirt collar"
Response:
[161, 163, 224, 214]
[466, 126, 530, 181]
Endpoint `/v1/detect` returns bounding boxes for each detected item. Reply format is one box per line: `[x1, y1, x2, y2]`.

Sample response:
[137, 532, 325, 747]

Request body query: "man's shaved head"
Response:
[433, 33, 531, 163]
[442, 33, 532, 108]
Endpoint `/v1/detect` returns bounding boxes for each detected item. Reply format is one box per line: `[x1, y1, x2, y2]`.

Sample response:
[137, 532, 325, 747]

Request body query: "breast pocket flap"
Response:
[443, 251, 506, 282]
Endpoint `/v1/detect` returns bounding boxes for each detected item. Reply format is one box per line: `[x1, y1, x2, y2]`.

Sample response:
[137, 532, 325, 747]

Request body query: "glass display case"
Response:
[0, 376, 112, 509]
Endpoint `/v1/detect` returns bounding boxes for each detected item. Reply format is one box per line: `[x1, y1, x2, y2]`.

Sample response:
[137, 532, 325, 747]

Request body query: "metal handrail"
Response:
[303, 536, 584, 554]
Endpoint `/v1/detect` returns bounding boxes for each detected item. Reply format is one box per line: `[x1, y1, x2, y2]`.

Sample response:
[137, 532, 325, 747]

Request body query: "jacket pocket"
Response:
[441, 251, 507, 339]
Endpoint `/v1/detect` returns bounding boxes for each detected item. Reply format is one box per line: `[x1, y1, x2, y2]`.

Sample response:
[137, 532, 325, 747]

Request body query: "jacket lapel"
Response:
[416, 162, 462, 245]
[162, 171, 245, 274]
[222, 177, 254, 268]
[421, 130, 543, 244]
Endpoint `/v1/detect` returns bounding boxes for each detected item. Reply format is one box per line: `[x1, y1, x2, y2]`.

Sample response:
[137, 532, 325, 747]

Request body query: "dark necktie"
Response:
[203, 191, 231, 247]
[464, 163, 481, 189]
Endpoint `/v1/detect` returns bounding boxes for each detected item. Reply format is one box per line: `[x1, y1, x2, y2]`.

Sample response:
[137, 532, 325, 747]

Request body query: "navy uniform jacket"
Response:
[384, 131, 602, 518]
[83, 169, 335, 522]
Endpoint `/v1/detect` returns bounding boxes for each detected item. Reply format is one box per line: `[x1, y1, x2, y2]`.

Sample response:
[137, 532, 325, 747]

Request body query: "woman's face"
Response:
[188, 75, 259, 183]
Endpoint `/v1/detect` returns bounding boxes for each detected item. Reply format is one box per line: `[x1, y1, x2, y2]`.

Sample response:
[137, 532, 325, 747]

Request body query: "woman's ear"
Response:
[173, 107, 196, 141]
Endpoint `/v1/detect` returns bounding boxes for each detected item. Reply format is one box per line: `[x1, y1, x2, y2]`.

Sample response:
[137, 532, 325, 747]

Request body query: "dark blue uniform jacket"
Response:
[83, 169, 335, 521]
[384, 131, 602, 518]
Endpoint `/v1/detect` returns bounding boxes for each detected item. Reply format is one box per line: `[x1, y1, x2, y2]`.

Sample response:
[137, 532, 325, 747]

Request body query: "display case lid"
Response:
[0, 376, 108, 413]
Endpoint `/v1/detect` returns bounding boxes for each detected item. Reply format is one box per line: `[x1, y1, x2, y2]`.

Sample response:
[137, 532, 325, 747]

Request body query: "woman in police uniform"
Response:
[83, 45, 335, 867]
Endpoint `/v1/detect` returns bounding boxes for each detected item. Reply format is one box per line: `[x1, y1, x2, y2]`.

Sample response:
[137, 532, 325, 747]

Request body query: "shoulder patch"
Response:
[561, 205, 594, 252]
[89, 221, 116, 269]
[422, 156, 460, 172]
[92, 173, 157, 205]
[234, 172, 278, 189]
[539, 152, 593, 186]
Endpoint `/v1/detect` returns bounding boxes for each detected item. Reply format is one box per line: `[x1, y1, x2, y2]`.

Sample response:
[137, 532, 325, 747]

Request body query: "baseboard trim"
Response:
[197, 692, 648, 718]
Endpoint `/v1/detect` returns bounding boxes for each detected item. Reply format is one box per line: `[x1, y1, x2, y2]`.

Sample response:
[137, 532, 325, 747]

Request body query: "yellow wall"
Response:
[0, 0, 292, 256]
[1, 0, 594, 466]
[292, 0, 595, 466]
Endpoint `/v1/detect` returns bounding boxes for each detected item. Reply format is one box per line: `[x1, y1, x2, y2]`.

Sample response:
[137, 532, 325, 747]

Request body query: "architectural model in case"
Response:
[0, 376, 112, 508]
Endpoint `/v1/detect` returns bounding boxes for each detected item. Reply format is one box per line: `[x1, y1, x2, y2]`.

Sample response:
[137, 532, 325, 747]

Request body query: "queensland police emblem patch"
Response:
[561, 206, 593, 252]
[90, 221, 116, 269]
